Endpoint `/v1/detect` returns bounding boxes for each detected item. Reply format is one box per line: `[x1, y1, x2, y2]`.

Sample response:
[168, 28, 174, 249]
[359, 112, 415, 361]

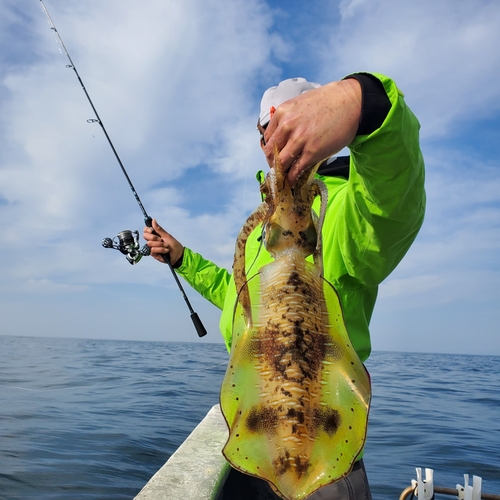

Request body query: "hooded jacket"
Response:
[176, 73, 425, 361]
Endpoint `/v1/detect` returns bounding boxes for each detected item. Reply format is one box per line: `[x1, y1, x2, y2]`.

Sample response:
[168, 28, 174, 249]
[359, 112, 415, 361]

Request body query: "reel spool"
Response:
[102, 230, 150, 265]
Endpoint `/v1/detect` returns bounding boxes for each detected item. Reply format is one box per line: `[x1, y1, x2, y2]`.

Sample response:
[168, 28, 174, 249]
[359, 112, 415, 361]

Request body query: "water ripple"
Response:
[1, 337, 499, 499]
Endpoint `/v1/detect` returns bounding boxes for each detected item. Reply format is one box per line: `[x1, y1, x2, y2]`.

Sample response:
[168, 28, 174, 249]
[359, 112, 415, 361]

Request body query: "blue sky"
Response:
[1, 0, 499, 355]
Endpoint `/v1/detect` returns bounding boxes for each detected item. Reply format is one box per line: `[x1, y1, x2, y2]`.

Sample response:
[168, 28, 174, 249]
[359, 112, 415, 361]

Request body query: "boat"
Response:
[134, 405, 500, 500]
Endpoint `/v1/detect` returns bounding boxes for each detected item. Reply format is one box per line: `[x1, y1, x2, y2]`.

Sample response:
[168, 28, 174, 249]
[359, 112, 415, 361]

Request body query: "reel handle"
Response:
[145, 217, 207, 338]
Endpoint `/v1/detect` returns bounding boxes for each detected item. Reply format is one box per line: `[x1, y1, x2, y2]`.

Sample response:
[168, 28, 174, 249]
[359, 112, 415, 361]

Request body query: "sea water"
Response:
[0, 335, 499, 499]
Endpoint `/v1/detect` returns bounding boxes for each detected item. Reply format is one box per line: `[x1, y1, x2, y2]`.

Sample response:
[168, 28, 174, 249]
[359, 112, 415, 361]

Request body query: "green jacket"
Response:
[177, 73, 425, 361]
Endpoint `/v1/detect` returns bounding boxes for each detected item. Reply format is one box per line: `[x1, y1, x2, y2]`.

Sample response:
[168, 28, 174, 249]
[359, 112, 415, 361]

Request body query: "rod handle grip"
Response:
[191, 312, 208, 338]
[145, 216, 207, 338]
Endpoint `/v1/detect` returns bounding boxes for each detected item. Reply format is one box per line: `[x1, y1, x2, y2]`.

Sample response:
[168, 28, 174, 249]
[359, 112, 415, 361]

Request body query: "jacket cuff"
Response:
[172, 249, 185, 269]
[343, 73, 391, 136]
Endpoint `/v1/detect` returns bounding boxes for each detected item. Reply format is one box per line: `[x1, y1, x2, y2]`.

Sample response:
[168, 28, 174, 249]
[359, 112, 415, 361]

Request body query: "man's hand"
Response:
[261, 78, 362, 185]
[143, 219, 184, 266]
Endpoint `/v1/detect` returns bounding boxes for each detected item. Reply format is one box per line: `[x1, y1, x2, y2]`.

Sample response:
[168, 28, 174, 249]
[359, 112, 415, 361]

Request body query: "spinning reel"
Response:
[102, 230, 150, 265]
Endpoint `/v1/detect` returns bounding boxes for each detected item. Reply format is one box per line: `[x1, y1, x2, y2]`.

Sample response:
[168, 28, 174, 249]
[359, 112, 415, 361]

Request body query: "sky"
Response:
[0, 0, 499, 355]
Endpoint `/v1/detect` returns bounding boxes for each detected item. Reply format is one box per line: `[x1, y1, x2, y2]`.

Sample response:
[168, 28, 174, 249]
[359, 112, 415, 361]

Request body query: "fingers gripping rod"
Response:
[40, 0, 207, 338]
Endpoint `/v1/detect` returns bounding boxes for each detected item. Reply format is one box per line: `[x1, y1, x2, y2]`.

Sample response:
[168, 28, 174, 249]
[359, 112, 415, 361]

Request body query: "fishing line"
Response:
[39, 0, 206, 338]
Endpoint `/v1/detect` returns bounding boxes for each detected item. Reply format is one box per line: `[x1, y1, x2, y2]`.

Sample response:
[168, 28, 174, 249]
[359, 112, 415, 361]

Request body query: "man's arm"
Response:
[143, 220, 231, 310]
[261, 72, 424, 286]
[175, 247, 231, 310]
[328, 73, 426, 286]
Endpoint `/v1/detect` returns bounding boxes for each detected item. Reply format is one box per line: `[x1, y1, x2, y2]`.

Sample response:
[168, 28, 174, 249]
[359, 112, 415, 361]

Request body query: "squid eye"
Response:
[263, 222, 285, 250]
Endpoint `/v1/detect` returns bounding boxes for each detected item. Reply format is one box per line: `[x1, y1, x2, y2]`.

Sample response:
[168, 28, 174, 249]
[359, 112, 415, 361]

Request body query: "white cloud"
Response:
[1, 0, 499, 355]
[0, 0, 281, 285]
[373, 142, 500, 355]
[24, 278, 90, 294]
[324, 0, 500, 136]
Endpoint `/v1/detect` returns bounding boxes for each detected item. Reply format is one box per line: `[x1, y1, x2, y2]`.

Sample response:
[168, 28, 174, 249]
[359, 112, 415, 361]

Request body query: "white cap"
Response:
[259, 77, 321, 127]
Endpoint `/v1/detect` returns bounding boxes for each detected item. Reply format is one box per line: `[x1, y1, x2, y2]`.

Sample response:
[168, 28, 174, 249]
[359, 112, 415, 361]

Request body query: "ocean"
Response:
[1, 335, 499, 500]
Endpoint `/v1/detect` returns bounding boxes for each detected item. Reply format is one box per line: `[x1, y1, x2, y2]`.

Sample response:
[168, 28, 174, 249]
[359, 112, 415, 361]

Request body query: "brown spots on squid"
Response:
[273, 450, 311, 479]
[293, 205, 306, 218]
[280, 387, 292, 398]
[310, 407, 342, 436]
[286, 271, 302, 288]
[297, 232, 309, 248]
[273, 450, 291, 476]
[297, 225, 318, 253]
[294, 456, 311, 478]
[246, 405, 279, 436]
[286, 407, 305, 425]
[245, 401, 341, 447]
[256, 320, 327, 382]
[285, 272, 318, 303]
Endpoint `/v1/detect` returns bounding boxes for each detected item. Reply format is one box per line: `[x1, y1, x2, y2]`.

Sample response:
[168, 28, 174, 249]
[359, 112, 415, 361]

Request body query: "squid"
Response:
[220, 148, 371, 500]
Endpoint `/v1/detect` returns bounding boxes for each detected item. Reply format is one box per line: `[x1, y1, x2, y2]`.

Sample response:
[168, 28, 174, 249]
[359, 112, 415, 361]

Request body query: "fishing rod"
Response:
[39, 0, 207, 338]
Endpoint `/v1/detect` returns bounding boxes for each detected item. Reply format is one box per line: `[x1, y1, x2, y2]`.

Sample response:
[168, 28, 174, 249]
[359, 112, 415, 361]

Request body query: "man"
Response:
[144, 73, 425, 499]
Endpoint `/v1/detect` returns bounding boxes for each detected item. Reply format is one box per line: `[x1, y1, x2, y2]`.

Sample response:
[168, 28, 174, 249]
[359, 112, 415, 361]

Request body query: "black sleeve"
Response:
[317, 156, 350, 179]
[343, 73, 392, 136]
